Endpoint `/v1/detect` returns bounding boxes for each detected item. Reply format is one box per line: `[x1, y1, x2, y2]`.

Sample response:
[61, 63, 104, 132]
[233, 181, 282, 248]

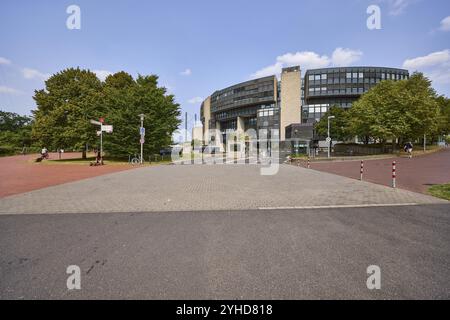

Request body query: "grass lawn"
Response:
[428, 184, 450, 201]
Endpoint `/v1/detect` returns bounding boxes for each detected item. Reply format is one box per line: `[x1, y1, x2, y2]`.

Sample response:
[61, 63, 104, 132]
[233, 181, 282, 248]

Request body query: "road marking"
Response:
[258, 203, 420, 210]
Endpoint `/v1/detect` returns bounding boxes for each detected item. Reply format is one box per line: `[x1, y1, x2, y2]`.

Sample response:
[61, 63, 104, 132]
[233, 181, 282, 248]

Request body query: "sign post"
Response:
[139, 114, 145, 164]
[99, 118, 105, 163]
[90, 118, 113, 165]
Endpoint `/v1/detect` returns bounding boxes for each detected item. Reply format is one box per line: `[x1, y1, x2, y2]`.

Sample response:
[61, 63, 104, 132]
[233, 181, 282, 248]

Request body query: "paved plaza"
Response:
[0, 163, 446, 215]
[308, 148, 450, 194]
[0, 153, 133, 198]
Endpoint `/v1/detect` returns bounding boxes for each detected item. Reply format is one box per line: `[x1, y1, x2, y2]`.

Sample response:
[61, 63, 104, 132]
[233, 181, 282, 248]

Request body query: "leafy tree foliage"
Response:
[314, 106, 352, 141]
[101, 72, 181, 158]
[0, 111, 33, 154]
[345, 72, 440, 144]
[435, 95, 450, 137]
[31, 68, 180, 158]
[32, 68, 103, 158]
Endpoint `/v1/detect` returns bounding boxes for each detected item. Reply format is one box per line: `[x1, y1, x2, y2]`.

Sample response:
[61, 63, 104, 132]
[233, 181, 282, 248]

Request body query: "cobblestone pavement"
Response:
[303, 148, 450, 194]
[0, 163, 446, 215]
[0, 153, 134, 198]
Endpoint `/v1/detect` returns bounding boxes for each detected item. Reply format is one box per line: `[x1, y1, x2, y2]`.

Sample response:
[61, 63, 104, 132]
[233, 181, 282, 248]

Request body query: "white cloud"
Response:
[277, 51, 330, 70]
[0, 57, 11, 65]
[22, 68, 50, 81]
[251, 62, 284, 79]
[403, 49, 450, 85]
[380, 0, 416, 16]
[188, 96, 203, 104]
[0, 86, 23, 95]
[180, 68, 192, 76]
[331, 48, 363, 67]
[439, 16, 450, 31]
[93, 69, 113, 81]
[251, 48, 362, 79]
[403, 50, 450, 69]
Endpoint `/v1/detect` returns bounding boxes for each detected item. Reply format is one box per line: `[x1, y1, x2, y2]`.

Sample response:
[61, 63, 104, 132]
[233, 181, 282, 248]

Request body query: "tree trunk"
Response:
[82, 145, 87, 159]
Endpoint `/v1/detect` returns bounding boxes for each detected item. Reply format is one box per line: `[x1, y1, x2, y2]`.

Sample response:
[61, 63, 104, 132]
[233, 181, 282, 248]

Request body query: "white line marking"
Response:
[258, 203, 420, 210]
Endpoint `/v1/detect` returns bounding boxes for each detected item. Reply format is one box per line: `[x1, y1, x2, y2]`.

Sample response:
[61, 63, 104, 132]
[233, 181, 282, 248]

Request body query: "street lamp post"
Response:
[139, 114, 145, 164]
[327, 116, 335, 158]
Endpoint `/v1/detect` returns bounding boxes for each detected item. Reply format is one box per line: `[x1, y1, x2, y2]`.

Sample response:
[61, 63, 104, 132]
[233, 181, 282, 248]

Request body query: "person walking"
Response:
[404, 142, 413, 159]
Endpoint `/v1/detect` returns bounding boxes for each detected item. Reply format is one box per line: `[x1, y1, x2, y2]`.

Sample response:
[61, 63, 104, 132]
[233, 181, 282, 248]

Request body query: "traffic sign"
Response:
[101, 125, 113, 133]
[140, 127, 146, 136]
[99, 117, 105, 124]
[326, 137, 331, 143]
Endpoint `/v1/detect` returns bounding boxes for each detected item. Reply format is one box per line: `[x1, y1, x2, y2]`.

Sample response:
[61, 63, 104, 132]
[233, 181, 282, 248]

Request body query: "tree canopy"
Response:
[31, 68, 180, 158]
[316, 72, 445, 145]
[0, 111, 33, 154]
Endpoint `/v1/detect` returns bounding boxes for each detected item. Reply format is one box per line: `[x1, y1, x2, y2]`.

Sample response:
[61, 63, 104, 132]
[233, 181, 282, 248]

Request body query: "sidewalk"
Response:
[305, 148, 450, 194]
[0, 153, 134, 198]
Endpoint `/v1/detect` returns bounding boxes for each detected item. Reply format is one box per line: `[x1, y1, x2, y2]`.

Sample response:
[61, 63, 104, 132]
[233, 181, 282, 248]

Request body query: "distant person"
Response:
[41, 147, 48, 159]
[96, 150, 103, 165]
[404, 142, 413, 159]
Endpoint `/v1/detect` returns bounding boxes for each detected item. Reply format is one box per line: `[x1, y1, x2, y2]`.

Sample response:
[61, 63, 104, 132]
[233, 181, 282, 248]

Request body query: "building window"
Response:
[359, 73, 364, 78]
[346, 72, 352, 79]
[308, 75, 314, 81]
[322, 74, 327, 80]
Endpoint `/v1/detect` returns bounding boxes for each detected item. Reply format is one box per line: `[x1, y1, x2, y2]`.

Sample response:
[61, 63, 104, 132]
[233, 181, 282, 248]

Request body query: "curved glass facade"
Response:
[303, 67, 409, 122]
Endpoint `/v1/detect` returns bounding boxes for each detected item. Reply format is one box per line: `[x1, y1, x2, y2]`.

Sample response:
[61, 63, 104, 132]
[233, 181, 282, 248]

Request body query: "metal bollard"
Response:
[392, 161, 396, 188]
[360, 160, 364, 181]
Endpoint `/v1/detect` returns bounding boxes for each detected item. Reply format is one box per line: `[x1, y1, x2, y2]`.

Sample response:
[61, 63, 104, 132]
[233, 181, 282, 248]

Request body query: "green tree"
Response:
[31, 68, 180, 159]
[315, 106, 352, 141]
[401, 73, 439, 142]
[435, 95, 450, 137]
[0, 111, 32, 131]
[32, 68, 103, 158]
[348, 72, 440, 147]
[0, 111, 33, 154]
[101, 72, 181, 158]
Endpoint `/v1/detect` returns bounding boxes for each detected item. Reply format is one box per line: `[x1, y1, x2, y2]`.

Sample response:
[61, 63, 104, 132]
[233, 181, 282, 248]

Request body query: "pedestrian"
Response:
[41, 147, 48, 159]
[404, 141, 413, 159]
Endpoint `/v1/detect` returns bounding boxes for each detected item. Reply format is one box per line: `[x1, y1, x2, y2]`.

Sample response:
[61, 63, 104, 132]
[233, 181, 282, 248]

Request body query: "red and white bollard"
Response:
[392, 161, 396, 188]
[360, 160, 364, 181]
[307, 158, 310, 169]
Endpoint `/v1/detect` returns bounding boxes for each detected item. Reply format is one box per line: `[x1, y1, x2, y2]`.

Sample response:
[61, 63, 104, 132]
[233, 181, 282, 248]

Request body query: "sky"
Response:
[0, 0, 449, 133]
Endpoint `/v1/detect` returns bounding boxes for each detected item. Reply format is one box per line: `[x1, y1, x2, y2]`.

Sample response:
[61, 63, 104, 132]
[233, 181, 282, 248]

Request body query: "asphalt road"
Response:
[1, 204, 449, 300]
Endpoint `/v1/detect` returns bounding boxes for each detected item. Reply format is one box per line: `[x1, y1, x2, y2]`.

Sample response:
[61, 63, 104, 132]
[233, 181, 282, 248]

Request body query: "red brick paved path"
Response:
[0, 153, 134, 198]
[306, 148, 450, 194]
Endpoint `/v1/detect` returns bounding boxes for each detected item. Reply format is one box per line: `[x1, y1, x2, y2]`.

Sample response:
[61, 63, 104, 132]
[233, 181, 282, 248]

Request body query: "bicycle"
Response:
[130, 154, 143, 165]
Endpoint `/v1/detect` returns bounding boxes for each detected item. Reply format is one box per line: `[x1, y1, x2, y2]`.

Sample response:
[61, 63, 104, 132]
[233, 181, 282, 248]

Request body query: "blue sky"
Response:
[0, 0, 449, 131]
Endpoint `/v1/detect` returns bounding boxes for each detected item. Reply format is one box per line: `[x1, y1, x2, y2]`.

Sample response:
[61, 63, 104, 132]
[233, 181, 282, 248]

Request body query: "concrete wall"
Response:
[280, 67, 301, 141]
[202, 96, 211, 142]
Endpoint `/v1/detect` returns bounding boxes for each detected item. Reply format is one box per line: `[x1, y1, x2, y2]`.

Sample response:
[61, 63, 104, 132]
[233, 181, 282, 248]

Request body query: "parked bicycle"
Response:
[130, 154, 143, 165]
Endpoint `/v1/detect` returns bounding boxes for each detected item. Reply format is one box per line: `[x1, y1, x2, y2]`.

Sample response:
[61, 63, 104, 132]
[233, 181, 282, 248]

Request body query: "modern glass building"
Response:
[201, 66, 301, 149]
[303, 67, 409, 123]
[200, 65, 409, 151]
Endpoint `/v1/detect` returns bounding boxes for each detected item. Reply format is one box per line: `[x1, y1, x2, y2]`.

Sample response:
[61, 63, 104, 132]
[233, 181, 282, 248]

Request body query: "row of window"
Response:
[308, 73, 408, 82]
[258, 108, 278, 117]
[308, 87, 368, 95]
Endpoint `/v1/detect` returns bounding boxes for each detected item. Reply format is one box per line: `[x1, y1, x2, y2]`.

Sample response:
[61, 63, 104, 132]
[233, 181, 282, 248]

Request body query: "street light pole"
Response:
[327, 116, 335, 159]
[140, 114, 145, 164]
